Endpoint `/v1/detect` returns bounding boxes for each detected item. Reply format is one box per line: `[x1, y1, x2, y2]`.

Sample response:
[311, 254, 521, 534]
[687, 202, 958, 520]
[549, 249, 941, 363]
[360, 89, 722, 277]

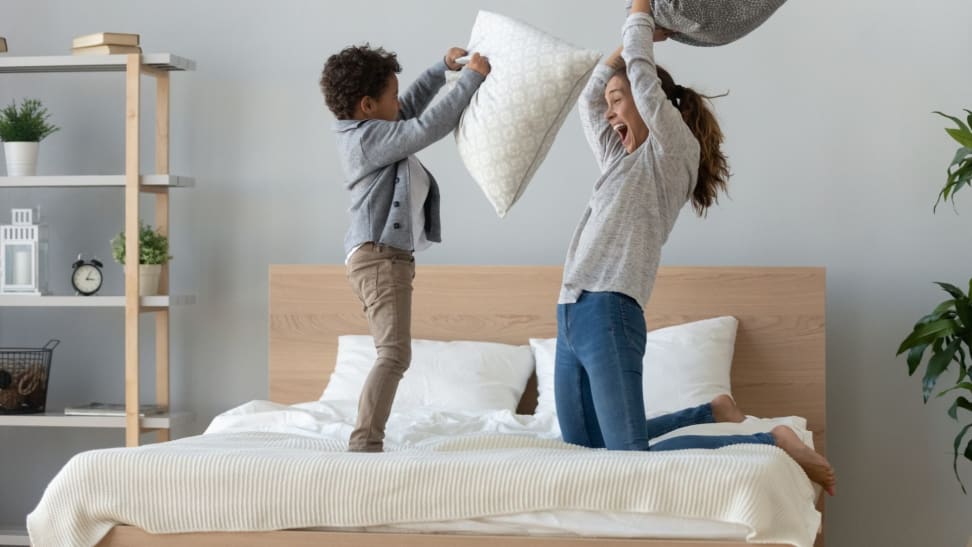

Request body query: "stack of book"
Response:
[72, 32, 141, 55]
[0, 37, 7, 53]
[64, 402, 166, 416]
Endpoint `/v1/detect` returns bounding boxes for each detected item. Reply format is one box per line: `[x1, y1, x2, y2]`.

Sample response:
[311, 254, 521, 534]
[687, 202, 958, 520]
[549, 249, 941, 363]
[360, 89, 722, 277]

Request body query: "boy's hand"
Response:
[445, 47, 468, 71]
[465, 52, 491, 76]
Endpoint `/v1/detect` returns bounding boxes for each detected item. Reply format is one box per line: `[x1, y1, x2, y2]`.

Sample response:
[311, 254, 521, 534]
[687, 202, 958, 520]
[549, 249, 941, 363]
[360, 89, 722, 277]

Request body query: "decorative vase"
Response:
[3, 142, 40, 176]
[139, 264, 162, 296]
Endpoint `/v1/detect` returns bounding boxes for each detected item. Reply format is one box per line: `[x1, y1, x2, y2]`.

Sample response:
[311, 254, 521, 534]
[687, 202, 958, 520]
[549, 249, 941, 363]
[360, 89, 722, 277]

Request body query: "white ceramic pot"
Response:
[139, 264, 162, 296]
[3, 142, 40, 176]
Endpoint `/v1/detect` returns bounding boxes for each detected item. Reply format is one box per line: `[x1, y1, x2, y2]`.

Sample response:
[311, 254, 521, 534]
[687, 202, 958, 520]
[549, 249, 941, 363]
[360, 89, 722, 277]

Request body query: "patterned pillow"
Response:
[454, 11, 600, 217]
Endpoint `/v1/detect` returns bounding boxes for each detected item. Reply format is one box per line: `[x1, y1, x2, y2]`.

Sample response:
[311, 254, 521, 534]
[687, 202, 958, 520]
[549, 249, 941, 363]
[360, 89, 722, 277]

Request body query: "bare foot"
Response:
[772, 425, 836, 496]
[710, 394, 745, 423]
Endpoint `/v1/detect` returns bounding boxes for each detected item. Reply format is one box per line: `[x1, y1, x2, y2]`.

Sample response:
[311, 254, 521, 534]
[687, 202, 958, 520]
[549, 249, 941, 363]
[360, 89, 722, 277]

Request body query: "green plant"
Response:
[897, 109, 972, 494]
[934, 110, 972, 211]
[110, 224, 171, 265]
[0, 98, 60, 142]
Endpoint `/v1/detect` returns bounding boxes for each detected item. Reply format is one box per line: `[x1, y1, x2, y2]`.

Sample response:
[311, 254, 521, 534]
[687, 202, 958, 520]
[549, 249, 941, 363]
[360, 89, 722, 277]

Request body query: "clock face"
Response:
[72, 264, 103, 296]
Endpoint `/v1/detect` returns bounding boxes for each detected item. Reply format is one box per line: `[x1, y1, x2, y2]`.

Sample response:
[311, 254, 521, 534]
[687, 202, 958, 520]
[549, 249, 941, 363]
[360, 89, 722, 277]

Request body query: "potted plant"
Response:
[0, 98, 59, 176]
[897, 109, 972, 493]
[110, 223, 171, 296]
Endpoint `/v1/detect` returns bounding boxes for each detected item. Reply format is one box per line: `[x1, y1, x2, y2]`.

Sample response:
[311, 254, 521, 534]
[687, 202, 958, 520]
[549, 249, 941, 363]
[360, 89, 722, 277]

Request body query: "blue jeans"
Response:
[554, 291, 775, 451]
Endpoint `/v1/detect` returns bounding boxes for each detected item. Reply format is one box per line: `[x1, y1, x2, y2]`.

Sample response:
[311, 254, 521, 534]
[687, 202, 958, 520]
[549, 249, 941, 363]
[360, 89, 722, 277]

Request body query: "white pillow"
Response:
[453, 11, 601, 217]
[530, 316, 738, 417]
[321, 335, 535, 413]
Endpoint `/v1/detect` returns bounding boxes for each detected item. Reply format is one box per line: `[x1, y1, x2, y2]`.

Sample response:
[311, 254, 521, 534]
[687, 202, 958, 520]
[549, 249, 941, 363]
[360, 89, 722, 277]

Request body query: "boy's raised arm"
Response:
[399, 47, 468, 120]
[361, 54, 490, 170]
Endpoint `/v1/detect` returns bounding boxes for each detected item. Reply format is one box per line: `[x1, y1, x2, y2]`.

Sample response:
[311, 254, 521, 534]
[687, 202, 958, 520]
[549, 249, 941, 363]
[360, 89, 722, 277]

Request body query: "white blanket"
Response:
[27, 401, 821, 547]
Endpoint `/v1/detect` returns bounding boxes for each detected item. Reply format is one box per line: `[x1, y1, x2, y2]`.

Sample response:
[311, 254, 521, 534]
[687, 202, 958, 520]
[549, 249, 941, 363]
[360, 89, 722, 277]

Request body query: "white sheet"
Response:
[28, 401, 820, 547]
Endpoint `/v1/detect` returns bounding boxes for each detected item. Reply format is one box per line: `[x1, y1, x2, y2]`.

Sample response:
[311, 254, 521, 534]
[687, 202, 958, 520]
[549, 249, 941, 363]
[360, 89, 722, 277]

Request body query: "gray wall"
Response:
[2, 0, 971, 545]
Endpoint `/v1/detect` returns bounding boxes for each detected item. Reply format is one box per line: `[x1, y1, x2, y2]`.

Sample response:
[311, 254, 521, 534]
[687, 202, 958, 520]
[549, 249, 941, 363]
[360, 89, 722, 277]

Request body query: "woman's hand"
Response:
[605, 46, 625, 72]
[631, 0, 652, 14]
[630, 0, 668, 41]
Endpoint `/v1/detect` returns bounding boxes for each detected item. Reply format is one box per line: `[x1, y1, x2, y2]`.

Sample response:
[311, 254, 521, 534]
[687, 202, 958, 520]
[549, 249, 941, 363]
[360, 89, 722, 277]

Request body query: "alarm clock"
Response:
[71, 255, 103, 296]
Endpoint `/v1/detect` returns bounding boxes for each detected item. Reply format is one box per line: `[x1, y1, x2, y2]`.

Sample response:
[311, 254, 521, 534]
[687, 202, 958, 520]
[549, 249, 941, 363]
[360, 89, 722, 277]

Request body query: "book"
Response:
[0, 37, 7, 53]
[64, 402, 166, 417]
[72, 32, 139, 49]
[72, 44, 142, 56]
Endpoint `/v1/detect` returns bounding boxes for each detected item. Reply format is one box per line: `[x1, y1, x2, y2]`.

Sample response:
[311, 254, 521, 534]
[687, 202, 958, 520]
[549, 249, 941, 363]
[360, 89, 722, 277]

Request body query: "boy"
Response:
[319, 45, 490, 452]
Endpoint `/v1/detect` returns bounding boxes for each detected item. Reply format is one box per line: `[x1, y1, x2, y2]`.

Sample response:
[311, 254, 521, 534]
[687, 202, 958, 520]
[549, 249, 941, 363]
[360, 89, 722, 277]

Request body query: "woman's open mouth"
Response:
[613, 123, 630, 148]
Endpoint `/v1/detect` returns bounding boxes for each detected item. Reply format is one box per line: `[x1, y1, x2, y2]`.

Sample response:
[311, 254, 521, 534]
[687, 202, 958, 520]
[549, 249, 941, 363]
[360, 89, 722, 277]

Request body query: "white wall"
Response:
[1, 0, 971, 544]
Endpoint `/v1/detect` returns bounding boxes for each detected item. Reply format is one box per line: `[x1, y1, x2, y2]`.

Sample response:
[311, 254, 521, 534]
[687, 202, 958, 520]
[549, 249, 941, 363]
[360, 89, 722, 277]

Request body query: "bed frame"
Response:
[98, 265, 826, 547]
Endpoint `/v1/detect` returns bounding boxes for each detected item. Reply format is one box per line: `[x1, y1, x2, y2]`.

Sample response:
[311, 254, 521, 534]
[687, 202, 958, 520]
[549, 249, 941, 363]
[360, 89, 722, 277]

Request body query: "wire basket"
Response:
[0, 340, 59, 414]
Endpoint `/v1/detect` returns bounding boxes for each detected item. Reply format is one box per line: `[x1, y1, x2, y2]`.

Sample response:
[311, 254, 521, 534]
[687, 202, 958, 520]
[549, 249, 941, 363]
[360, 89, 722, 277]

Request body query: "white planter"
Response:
[3, 142, 40, 176]
[139, 264, 162, 296]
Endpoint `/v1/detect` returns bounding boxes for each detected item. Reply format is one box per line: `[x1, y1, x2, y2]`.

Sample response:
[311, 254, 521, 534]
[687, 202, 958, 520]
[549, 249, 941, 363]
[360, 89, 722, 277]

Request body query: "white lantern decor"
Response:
[0, 208, 47, 295]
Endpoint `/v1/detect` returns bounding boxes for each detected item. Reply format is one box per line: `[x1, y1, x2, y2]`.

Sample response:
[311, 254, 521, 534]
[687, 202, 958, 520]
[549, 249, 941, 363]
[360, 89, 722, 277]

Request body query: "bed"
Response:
[31, 265, 826, 547]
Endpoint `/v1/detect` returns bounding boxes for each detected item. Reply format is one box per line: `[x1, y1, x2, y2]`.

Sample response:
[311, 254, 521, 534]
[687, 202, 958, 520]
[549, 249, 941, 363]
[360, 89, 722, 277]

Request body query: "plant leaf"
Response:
[938, 382, 972, 398]
[932, 300, 957, 315]
[957, 344, 970, 383]
[935, 110, 972, 133]
[948, 396, 972, 420]
[953, 423, 972, 494]
[946, 128, 972, 149]
[953, 147, 972, 167]
[907, 344, 928, 375]
[897, 318, 959, 355]
[936, 282, 968, 301]
[924, 339, 962, 402]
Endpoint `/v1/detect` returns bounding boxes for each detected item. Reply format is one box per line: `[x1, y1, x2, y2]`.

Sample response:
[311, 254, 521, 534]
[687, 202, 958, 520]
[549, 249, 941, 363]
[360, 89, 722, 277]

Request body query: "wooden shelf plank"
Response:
[0, 411, 193, 429]
[0, 526, 30, 546]
[0, 295, 195, 308]
[0, 53, 195, 73]
[0, 174, 194, 188]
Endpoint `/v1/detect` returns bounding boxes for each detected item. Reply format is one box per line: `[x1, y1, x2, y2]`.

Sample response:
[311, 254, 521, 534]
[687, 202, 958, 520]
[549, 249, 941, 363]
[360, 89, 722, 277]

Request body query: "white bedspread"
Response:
[27, 401, 821, 547]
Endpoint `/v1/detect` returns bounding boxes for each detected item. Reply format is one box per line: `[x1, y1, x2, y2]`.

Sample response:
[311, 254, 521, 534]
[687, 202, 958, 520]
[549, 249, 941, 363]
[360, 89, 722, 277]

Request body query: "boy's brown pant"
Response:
[345, 243, 415, 452]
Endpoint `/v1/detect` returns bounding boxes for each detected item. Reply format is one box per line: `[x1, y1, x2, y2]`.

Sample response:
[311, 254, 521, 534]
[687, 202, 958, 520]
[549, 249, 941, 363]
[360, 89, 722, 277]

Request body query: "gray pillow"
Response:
[625, 0, 787, 46]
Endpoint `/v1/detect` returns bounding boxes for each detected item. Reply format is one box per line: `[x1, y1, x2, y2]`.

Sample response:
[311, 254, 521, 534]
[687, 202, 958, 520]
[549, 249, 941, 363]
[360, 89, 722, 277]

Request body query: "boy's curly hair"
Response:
[320, 44, 402, 120]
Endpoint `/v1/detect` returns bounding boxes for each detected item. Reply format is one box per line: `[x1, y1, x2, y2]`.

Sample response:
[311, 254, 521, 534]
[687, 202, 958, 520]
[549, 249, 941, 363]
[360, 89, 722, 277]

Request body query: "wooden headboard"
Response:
[269, 265, 826, 454]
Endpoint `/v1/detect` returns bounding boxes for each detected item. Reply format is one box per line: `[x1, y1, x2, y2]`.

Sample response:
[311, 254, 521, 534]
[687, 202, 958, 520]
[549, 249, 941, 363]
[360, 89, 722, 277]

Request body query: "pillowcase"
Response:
[453, 10, 601, 217]
[625, 0, 788, 47]
[530, 316, 738, 417]
[321, 335, 535, 413]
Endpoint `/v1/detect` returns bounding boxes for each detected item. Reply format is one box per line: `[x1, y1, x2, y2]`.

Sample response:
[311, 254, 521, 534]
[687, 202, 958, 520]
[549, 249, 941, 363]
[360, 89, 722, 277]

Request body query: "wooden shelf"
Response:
[0, 53, 195, 73]
[0, 295, 196, 308]
[0, 526, 29, 546]
[0, 411, 192, 430]
[0, 174, 194, 188]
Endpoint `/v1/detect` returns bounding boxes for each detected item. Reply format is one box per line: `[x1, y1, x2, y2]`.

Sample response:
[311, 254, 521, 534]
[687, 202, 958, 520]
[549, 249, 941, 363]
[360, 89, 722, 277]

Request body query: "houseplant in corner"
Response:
[110, 223, 171, 296]
[0, 98, 60, 176]
[897, 109, 972, 493]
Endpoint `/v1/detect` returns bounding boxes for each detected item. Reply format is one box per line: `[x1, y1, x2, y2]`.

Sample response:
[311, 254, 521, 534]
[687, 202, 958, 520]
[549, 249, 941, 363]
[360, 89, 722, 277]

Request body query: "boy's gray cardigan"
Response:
[334, 60, 485, 255]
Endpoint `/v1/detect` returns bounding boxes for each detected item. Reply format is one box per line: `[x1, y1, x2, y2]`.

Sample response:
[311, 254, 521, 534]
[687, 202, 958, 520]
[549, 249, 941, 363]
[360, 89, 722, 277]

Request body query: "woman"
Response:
[555, 0, 835, 495]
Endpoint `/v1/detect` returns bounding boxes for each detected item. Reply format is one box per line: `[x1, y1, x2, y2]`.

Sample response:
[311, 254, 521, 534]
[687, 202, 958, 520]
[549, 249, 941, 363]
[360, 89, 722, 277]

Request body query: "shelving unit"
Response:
[0, 53, 195, 545]
[0, 55, 195, 443]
